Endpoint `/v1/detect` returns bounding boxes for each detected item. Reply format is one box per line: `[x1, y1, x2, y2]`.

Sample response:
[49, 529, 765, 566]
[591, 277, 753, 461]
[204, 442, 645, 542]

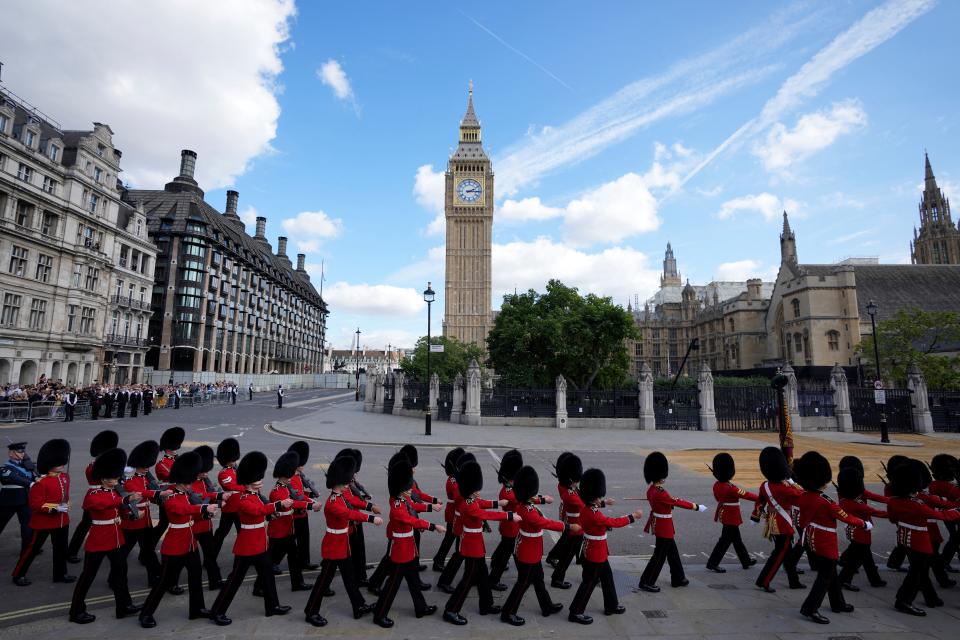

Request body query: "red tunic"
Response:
[267, 482, 311, 539]
[189, 478, 221, 534]
[122, 473, 159, 530]
[498, 485, 520, 537]
[161, 491, 204, 555]
[218, 466, 242, 513]
[411, 480, 437, 506]
[82, 487, 125, 552]
[84, 461, 95, 487]
[234, 491, 279, 556]
[712, 481, 758, 526]
[839, 497, 887, 545]
[515, 503, 565, 564]
[155, 454, 175, 483]
[290, 473, 308, 519]
[388, 497, 432, 563]
[580, 504, 634, 563]
[384, 496, 428, 540]
[443, 477, 458, 522]
[556, 484, 569, 520]
[863, 488, 887, 503]
[560, 487, 584, 537]
[644, 484, 696, 538]
[888, 496, 960, 554]
[799, 491, 865, 560]
[752, 480, 803, 536]
[321, 492, 373, 560]
[918, 492, 960, 545]
[28, 473, 70, 530]
[929, 480, 960, 502]
[459, 498, 509, 558]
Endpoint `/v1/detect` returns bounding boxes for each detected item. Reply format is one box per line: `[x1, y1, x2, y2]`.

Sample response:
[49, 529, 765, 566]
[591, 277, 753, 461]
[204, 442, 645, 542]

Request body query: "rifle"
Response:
[116, 478, 141, 520]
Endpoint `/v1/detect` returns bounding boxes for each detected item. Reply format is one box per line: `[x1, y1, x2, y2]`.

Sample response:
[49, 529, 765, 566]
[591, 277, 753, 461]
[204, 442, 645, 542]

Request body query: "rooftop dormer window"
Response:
[0, 113, 8, 136]
[47, 144, 59, 162]
[97, 144, 106, 157]
[24, 129, 35, 148]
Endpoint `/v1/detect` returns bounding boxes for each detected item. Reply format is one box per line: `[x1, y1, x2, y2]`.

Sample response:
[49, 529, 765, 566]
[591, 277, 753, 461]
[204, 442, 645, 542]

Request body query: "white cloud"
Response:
[0, 0, 296, 189]
[717, 193, 800, 221]
[239, 205, 259, 234]
[497, 197, 562, 224]
[317, 59, 354, 101]
[829, 229, 874, 245]
[562, 173, 660, 246]
[413, 164, 446, 235]
[388, 245, 446, 285]
[281, 210, 343, 252]
[715, 259, 764, 281]
[753, 100, 867, 173]
[323, 282, 424, 317]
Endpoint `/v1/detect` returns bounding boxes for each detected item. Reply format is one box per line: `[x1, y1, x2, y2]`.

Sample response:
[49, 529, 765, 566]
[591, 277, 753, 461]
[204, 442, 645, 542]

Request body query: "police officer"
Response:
[248, 383, 253, 402]
[64, 390, 78, 422]
[276, 385, 284, 409]
[0, 442, 37, 553]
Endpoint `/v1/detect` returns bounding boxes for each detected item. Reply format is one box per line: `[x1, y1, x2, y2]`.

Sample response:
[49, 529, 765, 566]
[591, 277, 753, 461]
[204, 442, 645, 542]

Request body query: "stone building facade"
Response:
[323, 346, 401, 375]
[443, 84, 494, 347]
[911, 153, 960, 265]
[0, 86, 155, 386]
[123, 151, 327, 375]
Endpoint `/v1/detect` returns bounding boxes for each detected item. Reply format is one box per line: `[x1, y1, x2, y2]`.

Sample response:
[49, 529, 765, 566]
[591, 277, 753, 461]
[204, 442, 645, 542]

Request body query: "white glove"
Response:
[864, 521, 873, 531]
[57, 504, 69, 513]
[749, 519, 759, 526]
[697, 504, 708, 512]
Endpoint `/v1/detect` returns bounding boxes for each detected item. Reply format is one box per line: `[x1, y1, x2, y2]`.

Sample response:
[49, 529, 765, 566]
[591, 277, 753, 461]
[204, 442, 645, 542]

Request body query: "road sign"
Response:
[874, 390, 886, 405]
[429, 344, 444, 353]
[873, 379, 883, 390]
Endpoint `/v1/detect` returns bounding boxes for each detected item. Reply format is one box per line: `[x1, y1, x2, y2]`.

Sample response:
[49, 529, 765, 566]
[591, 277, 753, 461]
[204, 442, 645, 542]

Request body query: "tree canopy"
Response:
[399, 335, 485, 383]
[856, 307, 960, 390]
[486, 279, 638, 390]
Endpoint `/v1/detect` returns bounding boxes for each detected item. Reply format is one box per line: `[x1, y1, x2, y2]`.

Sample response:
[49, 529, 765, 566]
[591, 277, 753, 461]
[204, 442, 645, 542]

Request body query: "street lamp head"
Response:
[690, 337, 700, 351]
[866, 299, 878, 317]
[424, 282, 435, 304]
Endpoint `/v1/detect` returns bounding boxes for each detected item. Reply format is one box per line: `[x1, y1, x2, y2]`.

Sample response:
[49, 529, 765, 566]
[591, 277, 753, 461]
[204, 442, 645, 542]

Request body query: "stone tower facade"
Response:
[911, 153, 960, 264]
[443, 83, 494, 347]
[660, 242, 681, 287]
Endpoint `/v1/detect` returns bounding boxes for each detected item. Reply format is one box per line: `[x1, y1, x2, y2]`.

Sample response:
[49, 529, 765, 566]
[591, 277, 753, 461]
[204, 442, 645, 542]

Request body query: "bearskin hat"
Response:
[759, 446, 790, 483]
[457, 460, 483, 497]
[644, 451, 669, 484]
[351, 448, 363, 472]
[838, 455, 864, 474]
[216, 438, 240, 465]
[236, 451, 268, 486]
[889, 459, 921, 498]
[387, 450, 408, 470]
[388, 458, 415, 497]
[913, 458, 932, 490]
[194, 445, 215, 474]
[887, 455, 909, 476]
[456, 451, 477, 470]
[931, 454, 957, 482]
[326, 455, 356, 489]
[170, 451, 202, 485]
[795, 451, 832, 492]
[712, 452, 735, 483]
[399, 444, 419, 468]
[579, 468, 607, 504]
[836, 466, 865, 500]
[89, 430, 119, 458]
[444, 447, 465, 476]
[92, 447, 127, 481]
[127, 440, 160, 469]
[273, 451, 300, 479]
[37, 438, 70, 474]
[557, 453, 583, 487]
[159, 427, 185, 451]
[289, 441, 310, 466]
[512, 466, 540, 504]
[497, 449, 524, 484]
[554, 451, 573, 477]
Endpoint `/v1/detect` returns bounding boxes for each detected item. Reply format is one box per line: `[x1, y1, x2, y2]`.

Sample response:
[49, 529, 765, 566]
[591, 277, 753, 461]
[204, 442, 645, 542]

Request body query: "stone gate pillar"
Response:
[393, 372, 406, 416]
[907, 363, 934, 434]
[373, 372, 385, 413]
[698, 362, 718, 431]
[782, 363, 802, 432]
[830, 363, 853, 432]
[555, 375, 568, 429]
[363, 371, 376, 411]
[638, 361, 655, 430]
[451, 372, 464, 423]
[464, 359, 481, 426]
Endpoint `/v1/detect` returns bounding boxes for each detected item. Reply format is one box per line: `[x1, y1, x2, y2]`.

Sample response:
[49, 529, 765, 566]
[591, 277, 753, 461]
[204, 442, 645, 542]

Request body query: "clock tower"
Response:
[443, 82, 494, 347]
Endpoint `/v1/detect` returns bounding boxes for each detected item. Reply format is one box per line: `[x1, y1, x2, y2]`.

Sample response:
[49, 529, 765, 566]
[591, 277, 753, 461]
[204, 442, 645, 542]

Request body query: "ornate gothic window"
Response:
[791, 298, 800, 318]
[826, 330, 840, 351]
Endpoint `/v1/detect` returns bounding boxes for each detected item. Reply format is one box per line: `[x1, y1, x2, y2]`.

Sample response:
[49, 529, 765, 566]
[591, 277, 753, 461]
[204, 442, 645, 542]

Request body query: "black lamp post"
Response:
[354, 327, 361, 402]
[671, 337, 700, 390]
[424, 281, 435, 436]
[866, 299, 889, 443]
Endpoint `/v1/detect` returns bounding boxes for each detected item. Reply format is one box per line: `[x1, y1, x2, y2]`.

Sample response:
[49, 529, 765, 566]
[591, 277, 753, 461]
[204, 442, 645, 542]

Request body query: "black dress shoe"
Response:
[292, 582, 314, 591]
[374, 617, 394, 628]
[12, 576, 30, 587]
[501, 613, 525, 626]
[870, 579, 888, 588]
[266, 605, 291, 616]
[491, 582, 508, 592]
[672, 578, 689, 588]
[444, 611, 468, 625]
[438, 583, 456, 594]
[925, 597, 944, 608]
[416, 604, 438, 618]
[551, 579, 571, 589]
[419, 563, 428, 572]
[305, 613, 327, 627]
[252, 587, 264, 597]
[568, 612, 593, 625]
[67, 555, 81, 564]
[832, 603, 854, 613]
[796, 569, 805, 575]
[605, 604, 626, 615]
[116, 603, 142, 618]
[324, 587, 335, 597]
[189, 608, 211, 620]
[945, 564, 959, 573]
[841, 582, 860, 592]
[367, 585, 380, 596]
[638, 583, 661, 593]
[167, 584, 184, 595]
[546, 557, 559, 568]
[272, 564, 282, 575]
[432, 562, 445, 572]
[759, 585, 776, 593]
[789, 582, 807, 589]
[744, 558, 758, 568]
[212, 613, 232, 626]
[706, 565, 726, 573]
[139, 614, 157, 628]
[895, 601, 926, 616]
[938, 578, 957, 588]
[70, 612, 96, 624]
[55, 575, 77, 584]
[544, 602, 563, 616]
[802, 611, 829, 624]
[208, 579, 225, 591]
[481, 605, 502, 615]
[354, 603, 375, 619]
[304, 562, 319, 570]
[417, 581, 431, 591]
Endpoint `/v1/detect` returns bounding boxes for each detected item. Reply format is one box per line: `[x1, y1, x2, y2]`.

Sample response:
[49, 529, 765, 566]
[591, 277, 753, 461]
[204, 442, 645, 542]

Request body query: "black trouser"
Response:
[551, 534, 582, 583]
[144, 402, 152, 415]
[350, 524, 367, 582]
[838, 541, 883, 586]
[13, 525, 68, 580]
[152, 507, 170, 548]
[304, 557, 366, 617]
[640, 536, 686, 586]
[254, 536, 302, 589]
[90, 403, 99, 419]
[67, 511, 92, 558]
[801, 550, 845, 615]
[887, 543, 908, 569]
[368, 541, 393, 591]
[210, 552, 279, 616]
[293, 517, 311, 566]
[195, 530, 222, 587]
[929, 541, 952, 586]
[103, 402, 113, 419]
[569, 559, 618, 615]
[69, 547, 133, 617]
[212, 511, 240, 557]
[277, 395, 283, 408]
[546, 528, 567, 564]
[707, 524, 752, 568]
[141, 551, 206, 619]
[116, 402, 126, 417]
[489, 535, 516, 584]
[502, 560, 555, 617]
[432, 521, 456, 567]
[374, 559, 428, 620]
[445, 556, 495, 614]
[437, 539, 463, 587]
[756, 534, 802, 589]
[941, 522, 959, 567]
[896, 550, 939, 606]
[120, 527, 161, 586]
[0, 503, 32, 553]
[64, 405, 74, 421]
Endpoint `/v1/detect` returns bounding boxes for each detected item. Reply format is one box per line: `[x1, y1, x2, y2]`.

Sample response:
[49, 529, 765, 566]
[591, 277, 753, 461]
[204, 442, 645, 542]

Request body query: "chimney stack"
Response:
[296, 254, 306, 271]
[255, 216, 266, 238]
[225, 190, 239, 215]
[277, 236, 288, 256]
[179, 149, 197, 179]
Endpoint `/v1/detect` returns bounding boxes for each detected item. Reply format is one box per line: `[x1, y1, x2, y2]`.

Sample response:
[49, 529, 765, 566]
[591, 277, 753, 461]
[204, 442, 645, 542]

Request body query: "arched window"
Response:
[794, 332, 803, 355]
[791, 298, 800, 318]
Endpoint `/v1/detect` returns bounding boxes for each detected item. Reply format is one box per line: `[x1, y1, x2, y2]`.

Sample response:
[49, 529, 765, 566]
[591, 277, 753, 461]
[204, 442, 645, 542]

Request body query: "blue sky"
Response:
[3, 0, 957, 350]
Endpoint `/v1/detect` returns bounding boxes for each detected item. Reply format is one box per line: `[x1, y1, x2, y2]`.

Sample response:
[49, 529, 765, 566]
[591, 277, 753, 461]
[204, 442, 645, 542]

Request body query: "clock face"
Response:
[457, 178, 482, 203]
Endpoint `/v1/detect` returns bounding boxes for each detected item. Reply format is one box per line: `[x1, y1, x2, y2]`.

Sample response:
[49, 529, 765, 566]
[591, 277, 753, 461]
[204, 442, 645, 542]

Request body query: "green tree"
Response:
[399, 335, 485, 383]
[486, 279, 639, 390]
[856, 308, 960, 390]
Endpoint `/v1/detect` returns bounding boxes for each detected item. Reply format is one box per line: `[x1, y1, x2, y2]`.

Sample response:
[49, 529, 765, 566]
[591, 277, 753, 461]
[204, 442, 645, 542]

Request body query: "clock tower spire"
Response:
[444, 82, 494, 347]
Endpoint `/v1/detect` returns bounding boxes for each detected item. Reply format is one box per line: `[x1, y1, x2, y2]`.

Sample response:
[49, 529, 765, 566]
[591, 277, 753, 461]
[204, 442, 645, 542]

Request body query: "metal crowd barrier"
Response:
[0, 391, 244, 423]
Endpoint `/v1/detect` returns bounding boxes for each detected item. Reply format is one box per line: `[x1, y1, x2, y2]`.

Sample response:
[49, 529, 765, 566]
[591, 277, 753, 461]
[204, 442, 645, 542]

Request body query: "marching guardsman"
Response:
[706, 452, 758, 572]
[489, 449, 524, 590]
[549, 453, 585, 590]
[500, 465, 574, 626]
[121, 440, 166, 588]
[277, 384, 284, 408]
[288, 440, 320, 570]
[751, 446, 805, 592]
[139, 451, 218, 628]
[568, 468, 643, 625]
[154, 427, 185, 545]
[794, 451, 868, 625]
[545, 451, 573, 568]
[887, 459, 960, 616]
[884, 454, 910, 571]
[398, 444, 440, 573]
[443, 459, 519, 626]
[190, 446, 228, 590]
[336, 448, 380, 586]
[12, 438, 73, 586]
[638, 451, 707, 592]
[432, 447, 465, 572]
[372, 456, 444, 628]
[68, 447, 142, 624]
[915, 459, 960, 588]
[436, 451, 480, 592]
[1, 441, 37, 554]
[836, 465, 888, 590]
[303, 455, 381, 628]
[64, 389, 78, 422]
[68, 429, 119, 563]
[209, 451, 295, 626]
[212, 438, 242, 557]
[929, 454, 960, 570]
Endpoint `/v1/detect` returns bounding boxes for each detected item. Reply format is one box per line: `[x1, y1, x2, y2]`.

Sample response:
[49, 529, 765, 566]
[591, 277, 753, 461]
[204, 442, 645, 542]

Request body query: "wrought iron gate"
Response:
[566, 389, 639, 418]
[930, 391, 960, 432]
[653, 388, 700, 430]
[402, 382, 427, 411]
[715, 386, 778, 432]
[382, 375, 395, 413]
[480, 387, 556, 418]
[437, 383, 453, 421]
[849, 387, 913, 432]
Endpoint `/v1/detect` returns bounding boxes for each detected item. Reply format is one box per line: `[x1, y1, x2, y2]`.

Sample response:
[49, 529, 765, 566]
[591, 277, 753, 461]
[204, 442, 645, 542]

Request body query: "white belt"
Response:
[807, 523, 836, 533]
[88, 485, 100, 489]
[899, 522, 927, 532]
[721, 502, 739, 507]
[276, 510, 293, 517]
[326, 526, 348, 534]
[168, 522, 192, 529]
[0, 485, 26, 490]
[927, 519, 939, 524]
[583, 533, 607, 541]
[519, 530, 543, 538]
[392, 531, 414, 538]
[462, 526, 483, 533]
[566, 512, 580, 518]
[654, 513, 673, 518]
[241, 522, 265, 530]
[454, 511, 461, 517]
[92, 517, 120, 525]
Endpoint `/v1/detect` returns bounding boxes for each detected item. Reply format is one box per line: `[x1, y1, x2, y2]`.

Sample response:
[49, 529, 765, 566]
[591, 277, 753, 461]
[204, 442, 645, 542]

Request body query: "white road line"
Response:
[196, 426, 218, 431]
[487, 447, 501, 463]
